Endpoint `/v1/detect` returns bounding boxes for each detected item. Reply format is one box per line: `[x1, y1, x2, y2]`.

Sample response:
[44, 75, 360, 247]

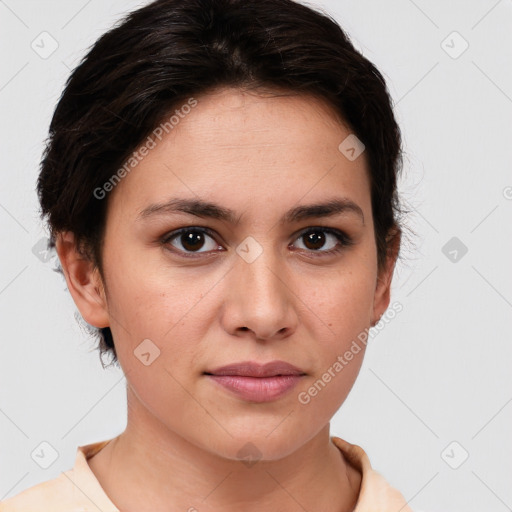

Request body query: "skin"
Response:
[56, 87, 400, 512]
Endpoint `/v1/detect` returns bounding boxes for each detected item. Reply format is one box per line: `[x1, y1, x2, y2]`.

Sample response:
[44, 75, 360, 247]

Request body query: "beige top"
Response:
[0, 436, 412, 511]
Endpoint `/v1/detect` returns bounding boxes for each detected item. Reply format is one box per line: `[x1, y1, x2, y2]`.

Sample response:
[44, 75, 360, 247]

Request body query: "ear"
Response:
[371, 228, 401, 326]
[55, 231, 110, 329]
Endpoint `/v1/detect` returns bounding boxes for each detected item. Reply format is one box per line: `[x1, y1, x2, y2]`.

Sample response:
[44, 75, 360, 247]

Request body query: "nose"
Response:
[220, 243, 298, 342]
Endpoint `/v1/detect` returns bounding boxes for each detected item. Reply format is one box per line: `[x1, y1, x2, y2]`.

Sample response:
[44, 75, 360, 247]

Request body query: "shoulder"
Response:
[331, 436, 413, 512]
[0, 439, 118, 512]
[0, 473, 79, 512]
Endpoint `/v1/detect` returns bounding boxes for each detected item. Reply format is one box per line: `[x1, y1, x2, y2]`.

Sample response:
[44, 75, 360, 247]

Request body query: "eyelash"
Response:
[160, 226, 354, 259]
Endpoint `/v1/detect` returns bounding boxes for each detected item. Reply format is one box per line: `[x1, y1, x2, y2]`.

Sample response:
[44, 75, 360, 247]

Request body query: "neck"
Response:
[87, 386, 361, 512]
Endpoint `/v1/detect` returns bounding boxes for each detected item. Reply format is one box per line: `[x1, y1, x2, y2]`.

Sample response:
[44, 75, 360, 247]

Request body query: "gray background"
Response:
[1, 1, 511, 510]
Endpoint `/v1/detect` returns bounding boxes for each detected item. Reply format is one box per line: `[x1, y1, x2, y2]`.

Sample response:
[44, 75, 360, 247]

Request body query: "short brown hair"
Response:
[37, 0, 407, 366]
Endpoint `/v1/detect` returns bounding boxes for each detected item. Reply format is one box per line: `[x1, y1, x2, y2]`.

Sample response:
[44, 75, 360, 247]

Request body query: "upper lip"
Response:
[205, 360, 306, 377]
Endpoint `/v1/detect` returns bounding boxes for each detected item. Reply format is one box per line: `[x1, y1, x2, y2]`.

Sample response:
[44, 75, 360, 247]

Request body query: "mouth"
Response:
[205, 360, 306, 378]
[204, 360, 306, 403]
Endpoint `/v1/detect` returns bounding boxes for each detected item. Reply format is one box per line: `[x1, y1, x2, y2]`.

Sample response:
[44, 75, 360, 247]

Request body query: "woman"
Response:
[1, 0, 412, 510]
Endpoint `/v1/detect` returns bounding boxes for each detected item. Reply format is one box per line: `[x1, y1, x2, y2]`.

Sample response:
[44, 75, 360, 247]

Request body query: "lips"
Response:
[204, 361, 306, 403]
[205, 360, 306, 378]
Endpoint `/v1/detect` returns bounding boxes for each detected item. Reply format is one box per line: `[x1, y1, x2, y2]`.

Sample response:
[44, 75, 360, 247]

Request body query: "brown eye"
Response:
[163, 228, 220, 254]
[180, 231, 206, 251]
[292, 227, 353, 255]
[302, 231, 327, 250]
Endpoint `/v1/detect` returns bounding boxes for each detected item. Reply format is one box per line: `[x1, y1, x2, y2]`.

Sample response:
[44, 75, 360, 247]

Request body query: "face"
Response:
[61, 87, 397, 461]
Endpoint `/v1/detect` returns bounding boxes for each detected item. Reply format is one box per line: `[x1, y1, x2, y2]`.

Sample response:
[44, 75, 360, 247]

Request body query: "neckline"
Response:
[78, 435, 367, 511]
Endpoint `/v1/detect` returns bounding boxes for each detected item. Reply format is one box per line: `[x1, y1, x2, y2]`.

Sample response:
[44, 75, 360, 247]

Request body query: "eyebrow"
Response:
[137, 197, 365, 225]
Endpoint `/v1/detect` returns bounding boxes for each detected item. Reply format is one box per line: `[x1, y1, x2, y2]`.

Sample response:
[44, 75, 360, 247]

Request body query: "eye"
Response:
[162, 227, 221, 256]
[161, 226, 354, 258]
[291, 227, 353, 256]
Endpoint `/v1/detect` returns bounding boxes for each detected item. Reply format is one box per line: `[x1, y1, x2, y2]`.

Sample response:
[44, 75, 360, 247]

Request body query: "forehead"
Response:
[107, 87, 371, 221]
[170, 87, 350, 152]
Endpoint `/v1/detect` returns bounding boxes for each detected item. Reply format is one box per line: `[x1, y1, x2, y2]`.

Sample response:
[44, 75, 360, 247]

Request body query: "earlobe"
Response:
[55, 231, 110, 329]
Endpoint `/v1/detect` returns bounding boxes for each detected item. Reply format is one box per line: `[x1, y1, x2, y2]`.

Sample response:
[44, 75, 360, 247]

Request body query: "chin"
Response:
[201, 427, 314, 464]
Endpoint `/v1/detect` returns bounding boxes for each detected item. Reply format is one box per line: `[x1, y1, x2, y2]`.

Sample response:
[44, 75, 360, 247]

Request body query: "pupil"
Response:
[182, 231, 204, 251]
[305, 231, 325, 250]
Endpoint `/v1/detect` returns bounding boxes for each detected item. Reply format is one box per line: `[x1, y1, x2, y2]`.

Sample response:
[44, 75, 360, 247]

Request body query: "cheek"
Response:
[106, 268, 205, 417]
[104, 254, 205, 339]
[103, 257, 222, 399]
[291, 265, 374, 410]
[299, 262, 376, 336]
[293, 277, 372, 420]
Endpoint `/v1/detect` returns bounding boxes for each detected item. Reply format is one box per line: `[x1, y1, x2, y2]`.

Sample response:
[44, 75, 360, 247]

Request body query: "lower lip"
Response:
[206, 374, 303, 402]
